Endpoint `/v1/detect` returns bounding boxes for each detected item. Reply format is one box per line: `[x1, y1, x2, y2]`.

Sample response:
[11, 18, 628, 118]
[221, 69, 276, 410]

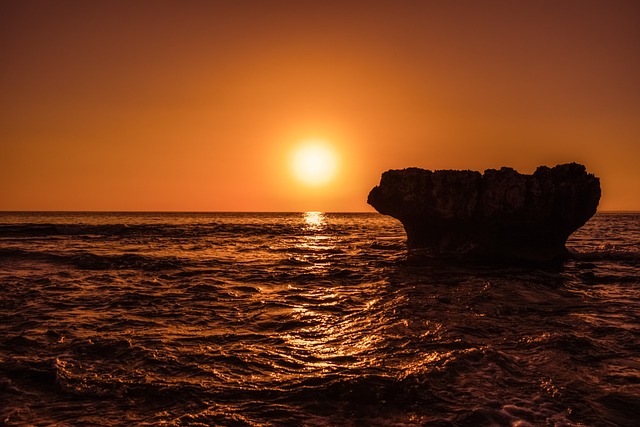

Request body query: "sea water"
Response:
[0, 212, 639, 426]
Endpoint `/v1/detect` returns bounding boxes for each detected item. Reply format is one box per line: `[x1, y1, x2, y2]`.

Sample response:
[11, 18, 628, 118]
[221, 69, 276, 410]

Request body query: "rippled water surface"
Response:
[1, 212, 639, 426]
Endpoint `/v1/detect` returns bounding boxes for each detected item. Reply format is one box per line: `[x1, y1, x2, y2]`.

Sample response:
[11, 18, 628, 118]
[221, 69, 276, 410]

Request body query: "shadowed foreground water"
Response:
[1, 212, 639, 426]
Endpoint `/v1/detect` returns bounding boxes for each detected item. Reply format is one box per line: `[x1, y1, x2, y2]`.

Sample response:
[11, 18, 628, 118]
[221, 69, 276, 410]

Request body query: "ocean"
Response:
[0, 212, 639, 426]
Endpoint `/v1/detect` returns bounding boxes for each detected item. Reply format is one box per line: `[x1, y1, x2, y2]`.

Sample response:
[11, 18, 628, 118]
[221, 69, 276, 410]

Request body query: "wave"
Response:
[0, 223, 139, 237]
[570, 246, 640, 262]
[0, 247, 183, 271]
[0, 223, 300, 239]
[0, 331, 613, 426]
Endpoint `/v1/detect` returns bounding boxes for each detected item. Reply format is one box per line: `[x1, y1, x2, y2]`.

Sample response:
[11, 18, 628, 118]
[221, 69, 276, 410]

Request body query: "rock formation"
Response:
[367, 163, 601, 263]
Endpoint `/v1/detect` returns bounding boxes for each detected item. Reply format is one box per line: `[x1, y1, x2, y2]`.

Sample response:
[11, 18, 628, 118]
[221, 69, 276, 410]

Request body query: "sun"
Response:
[290, 140, 338, 187]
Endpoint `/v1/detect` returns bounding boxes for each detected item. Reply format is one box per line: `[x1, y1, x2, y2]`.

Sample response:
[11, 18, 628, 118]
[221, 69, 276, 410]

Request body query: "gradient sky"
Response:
[2, 0, 639, 212]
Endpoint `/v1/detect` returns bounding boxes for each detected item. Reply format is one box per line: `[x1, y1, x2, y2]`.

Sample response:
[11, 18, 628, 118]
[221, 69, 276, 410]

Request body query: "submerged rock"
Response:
[367, 163, 601, 263]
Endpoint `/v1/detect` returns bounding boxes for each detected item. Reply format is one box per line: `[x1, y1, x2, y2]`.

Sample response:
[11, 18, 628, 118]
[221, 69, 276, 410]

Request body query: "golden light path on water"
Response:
[277, 212, 389, 371]
[303, 211, 324, 230]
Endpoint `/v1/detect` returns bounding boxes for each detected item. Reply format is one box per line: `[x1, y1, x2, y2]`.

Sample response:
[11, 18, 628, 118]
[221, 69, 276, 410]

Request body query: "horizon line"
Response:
[0, 209, 638, 214]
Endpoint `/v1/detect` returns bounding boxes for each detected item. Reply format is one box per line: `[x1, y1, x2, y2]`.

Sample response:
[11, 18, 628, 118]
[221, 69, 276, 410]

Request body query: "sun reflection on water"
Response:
[303, 211, 325, 230]
[293, 212, 334, 268]
[276, 212, 388, 372]
[280, 295, 386, 372]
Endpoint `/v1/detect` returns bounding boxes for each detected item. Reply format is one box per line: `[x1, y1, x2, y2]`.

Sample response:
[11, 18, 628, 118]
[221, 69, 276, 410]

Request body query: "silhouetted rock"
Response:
[367, 163, 600, 263]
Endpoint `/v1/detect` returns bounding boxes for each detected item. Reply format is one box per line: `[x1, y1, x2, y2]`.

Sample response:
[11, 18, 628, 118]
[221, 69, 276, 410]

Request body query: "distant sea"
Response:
[1, 212, 639, 426]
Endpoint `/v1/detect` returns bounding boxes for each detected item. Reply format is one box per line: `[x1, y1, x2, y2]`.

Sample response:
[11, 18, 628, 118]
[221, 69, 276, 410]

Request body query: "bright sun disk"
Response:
[291, 140, 338, 187]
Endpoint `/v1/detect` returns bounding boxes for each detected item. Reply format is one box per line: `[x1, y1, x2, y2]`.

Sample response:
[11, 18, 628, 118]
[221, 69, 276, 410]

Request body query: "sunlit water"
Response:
[1, 212, 639, 426]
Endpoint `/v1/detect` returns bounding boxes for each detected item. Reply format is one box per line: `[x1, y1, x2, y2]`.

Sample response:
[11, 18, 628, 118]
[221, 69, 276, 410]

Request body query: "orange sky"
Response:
[2, 0, 639, 212]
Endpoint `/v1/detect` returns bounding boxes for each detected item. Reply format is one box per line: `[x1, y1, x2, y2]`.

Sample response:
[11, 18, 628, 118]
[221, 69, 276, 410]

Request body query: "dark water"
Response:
[1, 212, 639, 426]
